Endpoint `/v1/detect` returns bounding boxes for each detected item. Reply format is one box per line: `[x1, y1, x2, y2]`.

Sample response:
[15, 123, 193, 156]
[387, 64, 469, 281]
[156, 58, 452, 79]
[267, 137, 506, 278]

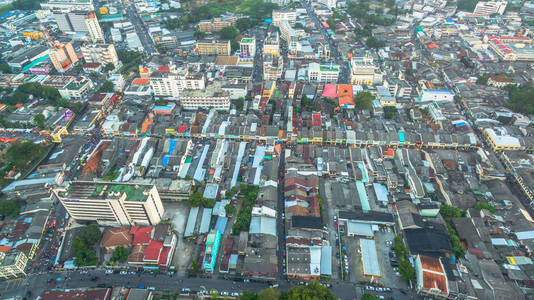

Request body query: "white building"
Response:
[85, 12, 104, 43]
[473, 1, 507, 15]
[240, 38, 256, 57]
[180, 85, 231, 110]
[308, 62, 339, 83]
[58, 76, 94, 100]
[350, 55, 382, 85]
[149, 64, 205, 99]
[41, 0, 94, 11]
[53, 182, 165, 226]
[222, 83, 248, 100]
[415, 255, 449, 297]
[81, 43, 120, 66]
[319, 0, 337, 10]
[263, 29, 280, 55]
[420, 89, 454, 102]
[272, 10, 296, 27]
[0, 252, 28, 280]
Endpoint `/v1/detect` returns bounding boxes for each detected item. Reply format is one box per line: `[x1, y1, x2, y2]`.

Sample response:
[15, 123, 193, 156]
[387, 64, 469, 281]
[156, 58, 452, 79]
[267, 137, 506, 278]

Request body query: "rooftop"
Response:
[61, 182, 152, 202]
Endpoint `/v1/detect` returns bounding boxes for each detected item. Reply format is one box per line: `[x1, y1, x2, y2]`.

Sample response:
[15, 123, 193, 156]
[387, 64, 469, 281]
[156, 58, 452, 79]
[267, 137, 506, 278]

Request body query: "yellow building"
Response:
[22, 31, 43, 40]
[196, 40, 231, 56]
[484, 128, 521, 151]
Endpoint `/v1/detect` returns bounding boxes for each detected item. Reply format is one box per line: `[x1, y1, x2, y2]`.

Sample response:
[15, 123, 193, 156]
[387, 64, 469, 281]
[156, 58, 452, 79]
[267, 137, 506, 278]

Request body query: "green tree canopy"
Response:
[99, 80, 115, 93]
[188, 192, 204, 207]
[361, 294, 379, 300]
[505, 84, 534, 114]
[225, 203, 236, 215]
[286, 281, 337, 300]
[398, 257, 415, 281]
[258, 287, 280, 300]
[219, 26, 240, 40]
[366, 36, 386, 48]
[111, 246, 129, 263]
[440, 204, 464, 219]
[476, 75, 489, 85]
[33, 113, 45, 128]
[474, 201, 496, 213]
[355, 91, 374, 110]
[0, 63, 10, 73]
[78, 224, 102, 245]
[103, 63, 115, 72]
[0, 200, 19, 217]
[236, 17, 252, 32]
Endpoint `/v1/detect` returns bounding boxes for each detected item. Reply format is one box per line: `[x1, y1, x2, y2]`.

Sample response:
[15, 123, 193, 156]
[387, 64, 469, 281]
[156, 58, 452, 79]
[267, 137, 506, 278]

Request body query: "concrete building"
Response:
[319, 0, 337, 9]
[420, 89, 454, 103]
[350, 55, 382, 85]
[58, 76, 94, 99]
[41, 0, 94, 11]
[202, 230, 221, 272]
[272, 10, 296, 27]
[81, 43, 120, 66]
[263, 29, 280, 55]
[484, 128, 521, 151]
[196, 40, 231, 56]
[52, 182, 165, 226]
[0, 252, 28, 280]
[179, 84, 231, 110]
[53, 11, 94, 33]
[149, 63, 205, 99]
[198, 15, 238, 33]
[86, 12, 104, 43]
[240, 38, 256, 57]
[263, 54, 283, 80]
[473, 1, 507, 15]
[308, 62, 339, 83]
[49, 41, 79, 72]
[415, 255, 449, 297]
[485, 36, 534, 62]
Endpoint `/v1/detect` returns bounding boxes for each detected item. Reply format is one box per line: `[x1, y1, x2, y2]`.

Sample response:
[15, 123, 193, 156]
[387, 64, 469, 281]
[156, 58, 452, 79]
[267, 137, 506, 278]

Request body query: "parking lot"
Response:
[163, 202, 194, 274]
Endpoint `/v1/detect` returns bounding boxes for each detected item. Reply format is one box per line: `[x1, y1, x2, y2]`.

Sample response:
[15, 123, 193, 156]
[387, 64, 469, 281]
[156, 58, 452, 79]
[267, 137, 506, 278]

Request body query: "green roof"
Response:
[91, 183, 150, 202]
[241, 38, 254, 44]
[320, 66, 338, 72]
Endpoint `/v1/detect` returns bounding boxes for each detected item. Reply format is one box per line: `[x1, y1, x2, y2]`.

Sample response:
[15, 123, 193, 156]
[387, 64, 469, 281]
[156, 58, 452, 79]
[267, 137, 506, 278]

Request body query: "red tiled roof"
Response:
[144, 240, 163, 261]
[132, 78, 150, 85]
[158, 246, 171, 266]
[101, 226, 132, 248]
[420, 255, 443, 273]
[128, 245, 146, 263]
[40, 289, 111, 300]
[422, 271, 448, 295]
[158, 66, 170, 72]
[130, 226, 153, 245]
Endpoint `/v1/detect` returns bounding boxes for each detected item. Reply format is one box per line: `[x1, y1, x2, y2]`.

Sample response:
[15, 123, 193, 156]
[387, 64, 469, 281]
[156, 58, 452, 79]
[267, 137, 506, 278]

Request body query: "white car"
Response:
[231, 292, 239, 297]
[105, 270, 113, 274]
[221, 291, 229, 296]
[119, 271, 128, 275]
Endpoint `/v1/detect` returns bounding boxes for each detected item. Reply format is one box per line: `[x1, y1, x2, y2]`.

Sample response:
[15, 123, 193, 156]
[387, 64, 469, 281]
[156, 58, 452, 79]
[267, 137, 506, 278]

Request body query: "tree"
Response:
[457, 0, 478, 11]
[384, 106, 396, 119]
[326, 16, 336, 30]
[99, 80, 115, 92]
[0, 63, 10, 73]
[476, 75, 489, 85]
[398, 257, 415, 281]
[394, 235, 407, 258]
[366, 36, 386, 48]
[504, 84, 534, 114]
[33, 113, 45, 128]
[225, 204, 236, 215]
[188, 192, 204, 207]
[236, 17, 252, 32]
[258, 287, 280, 300]
[0, 200, 19, 217]
[354, 91, 374, 110]
[78, 224, 102, 245]
[240, 291, 258, 300]
[440, 204, 463, 219]
[474, 201, 496, 213]
[203, 198, 216, 208]
[190, 260, 200, 273]
[111, 246, 129, 263]
[194, 29, 206, 39]
[219, 26, 240, 40]
[103, 63, 115, 72]
[236, 97, 245, 111]
[286, 281, 336, 300]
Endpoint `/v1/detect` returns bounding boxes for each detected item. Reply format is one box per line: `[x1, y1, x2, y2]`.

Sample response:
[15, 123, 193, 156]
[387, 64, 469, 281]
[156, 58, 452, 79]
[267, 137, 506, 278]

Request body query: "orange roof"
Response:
[101, 226, 132, 248]
[0, 246, 11, 253]
[420, 255, 444, 273]
[337, 84, 353, 98]
[422, 271, 448, 295]
[278, 130, 284, 139]
[132, 78, 150, 85]
[15, 103, 23, 108]
[274, 144, 281, 155]
[338, 96, 355, 106]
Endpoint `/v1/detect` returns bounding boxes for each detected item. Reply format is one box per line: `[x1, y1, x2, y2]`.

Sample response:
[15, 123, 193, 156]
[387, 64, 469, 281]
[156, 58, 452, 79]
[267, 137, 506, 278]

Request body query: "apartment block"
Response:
[81, 43, 120, 66]
[179, 84, 231, 110]
[149, 64, 205, 99]
[196, 40, 231, 56]
[49, 41, 79, 72]
[53, 182, 165, 226]
[272, 10, 296, 27]
[350, 55, 382, 85]
[0, 252, 28, 280]
[308, 62, 339, 83]
[473, 1, 507, 15]
[240, 38, 256, 57]
[86, 12, 104, 43]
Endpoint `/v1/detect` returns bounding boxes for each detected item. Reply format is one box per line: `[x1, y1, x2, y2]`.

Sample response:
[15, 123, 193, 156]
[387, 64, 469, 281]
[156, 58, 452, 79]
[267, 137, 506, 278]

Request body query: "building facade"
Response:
[53, 182, 165, 226]
[179, 85, 231, 110]
[308, 62, 339, 83]
[196, 40, 231, 56]
[0, 252, 28, 280]
[49, 42, 79, 72]
[81, 43, 120, 66]
[350, 55, 382, 85]
[86, 12, 104, 43]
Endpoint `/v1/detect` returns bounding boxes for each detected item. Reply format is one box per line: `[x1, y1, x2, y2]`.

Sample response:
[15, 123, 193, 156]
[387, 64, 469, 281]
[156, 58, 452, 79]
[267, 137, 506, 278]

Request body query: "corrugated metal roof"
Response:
[199, 208, 213, 234]
[184, 207, 199, 237]
[361, 238, 381, 276]
[249, 216, 276, 236]
[320, 246, 332, 275]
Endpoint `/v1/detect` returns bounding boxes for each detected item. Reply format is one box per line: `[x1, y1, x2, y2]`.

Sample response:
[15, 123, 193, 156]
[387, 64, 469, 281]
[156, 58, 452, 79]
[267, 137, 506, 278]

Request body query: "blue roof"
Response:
[214, 216, 228, 233]
[184, 207, 200, 237]
[320, 246, 332, 275]
[373, 183, 389, 203]
[356, 181, 370, 211]
[398, 131, 405, 142]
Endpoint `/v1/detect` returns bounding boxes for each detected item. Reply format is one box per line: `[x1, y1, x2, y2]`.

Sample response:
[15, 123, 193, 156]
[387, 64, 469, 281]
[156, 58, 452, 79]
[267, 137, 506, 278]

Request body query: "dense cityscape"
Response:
[0, 0, 533, 299]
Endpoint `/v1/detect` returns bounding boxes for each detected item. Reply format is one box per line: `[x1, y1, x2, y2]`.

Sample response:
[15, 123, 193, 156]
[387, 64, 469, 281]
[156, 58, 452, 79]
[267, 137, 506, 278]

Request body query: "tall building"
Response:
[149, 63, 205, 99]
[85, 12, 104, 43]
[0, 252, 28, 280]
[195, 40, 231, 56]
[41, 0, 94, 11]
[308, 62, 339, 83]
[52, 182, 165, 226]
[473, 1, 507, 15]
[240, 38, 256, 57]
[272, 10, 296, 27]
[263, 28, 280, 55]
[350, 55, 383, 85]
[49, 41, 79, 72]
[179, 84, 231, 110]
[81, 43, 119, 66]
